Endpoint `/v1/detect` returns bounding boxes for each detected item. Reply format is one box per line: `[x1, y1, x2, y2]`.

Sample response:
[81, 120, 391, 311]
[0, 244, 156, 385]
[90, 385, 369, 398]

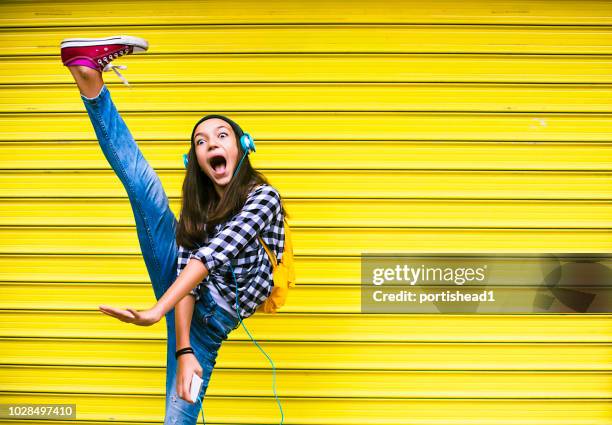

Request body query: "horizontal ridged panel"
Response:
[2, 365, 610, 398]
[2, 226, 611, 255]
[1, 311, 609, 342]
[1, 0, 611, 26]
[0, 254, 354, 285]
[0, 393, 610, 424]
[1, 282, 364, 312]
[4, 55, 612, 83]
[4, 84, 612, 113]
[2, 1, 611, 423]
[4, 140, 612, 171]
[1, 171, 611, 199]
[3, 25, 612, 55]
[3, 113, 611, 142]
[2, 338, 609, 370]
[1, 282, 610, 313]
[2, 199, 612, 228]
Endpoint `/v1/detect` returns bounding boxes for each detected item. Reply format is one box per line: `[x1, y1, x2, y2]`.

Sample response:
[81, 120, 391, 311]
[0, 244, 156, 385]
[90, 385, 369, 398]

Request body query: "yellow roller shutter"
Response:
[0, 1, 610, 424]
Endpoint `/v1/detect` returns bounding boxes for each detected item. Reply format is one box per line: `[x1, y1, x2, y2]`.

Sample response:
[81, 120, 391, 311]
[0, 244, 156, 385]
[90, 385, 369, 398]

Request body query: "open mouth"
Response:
[209, 153, 227, 175]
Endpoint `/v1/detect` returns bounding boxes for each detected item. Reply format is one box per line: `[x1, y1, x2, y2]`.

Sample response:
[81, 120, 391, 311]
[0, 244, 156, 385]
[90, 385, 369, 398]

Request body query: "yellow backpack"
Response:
[255, 219, 296, 314]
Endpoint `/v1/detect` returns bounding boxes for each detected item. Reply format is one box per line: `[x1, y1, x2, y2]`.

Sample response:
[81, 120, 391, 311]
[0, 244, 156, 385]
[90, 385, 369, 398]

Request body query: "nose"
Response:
[207, 137, 220, 151]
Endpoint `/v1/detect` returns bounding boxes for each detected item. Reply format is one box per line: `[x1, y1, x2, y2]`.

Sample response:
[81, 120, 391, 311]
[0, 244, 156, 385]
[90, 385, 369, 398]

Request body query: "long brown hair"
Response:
[176, 129, 288, 250]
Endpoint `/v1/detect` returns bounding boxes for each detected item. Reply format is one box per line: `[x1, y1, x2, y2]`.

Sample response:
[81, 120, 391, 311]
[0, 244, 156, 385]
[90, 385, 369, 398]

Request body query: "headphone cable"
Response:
[195, 264, 285, 425]
[231, 263, 284, 425]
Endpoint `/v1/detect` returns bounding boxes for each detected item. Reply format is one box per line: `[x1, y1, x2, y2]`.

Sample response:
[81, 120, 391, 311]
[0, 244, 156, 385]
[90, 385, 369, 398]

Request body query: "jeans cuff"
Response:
[80, 84, 108, 104]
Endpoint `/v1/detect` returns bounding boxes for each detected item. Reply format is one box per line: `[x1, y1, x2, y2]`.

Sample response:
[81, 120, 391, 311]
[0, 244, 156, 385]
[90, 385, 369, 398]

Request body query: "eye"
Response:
[196, 139, 205, 145]
[219, 132, 228, 138]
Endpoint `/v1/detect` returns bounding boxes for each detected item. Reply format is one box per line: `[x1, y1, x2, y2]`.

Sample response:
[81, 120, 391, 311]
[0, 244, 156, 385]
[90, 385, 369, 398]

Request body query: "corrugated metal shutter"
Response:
[1, 1, 611, 423]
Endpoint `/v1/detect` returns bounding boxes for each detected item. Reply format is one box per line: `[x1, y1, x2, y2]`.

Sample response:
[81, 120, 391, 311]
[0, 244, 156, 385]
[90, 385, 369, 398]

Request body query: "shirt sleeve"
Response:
[177, 243, 201, 300]
[188, 185, 281, 272]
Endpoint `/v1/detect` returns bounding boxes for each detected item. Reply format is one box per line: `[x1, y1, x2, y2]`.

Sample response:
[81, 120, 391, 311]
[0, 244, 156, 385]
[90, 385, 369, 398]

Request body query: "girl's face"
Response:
[192, 118, 240, 193]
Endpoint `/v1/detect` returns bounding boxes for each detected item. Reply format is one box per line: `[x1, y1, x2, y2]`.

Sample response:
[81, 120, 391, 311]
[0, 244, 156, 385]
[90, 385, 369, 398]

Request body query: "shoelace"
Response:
[102, 63, 130, 86]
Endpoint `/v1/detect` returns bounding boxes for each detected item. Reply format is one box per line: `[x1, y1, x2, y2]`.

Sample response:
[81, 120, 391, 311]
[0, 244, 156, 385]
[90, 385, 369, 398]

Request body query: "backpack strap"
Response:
[258, 234, 278, 268]
[281, 218, 293, 258]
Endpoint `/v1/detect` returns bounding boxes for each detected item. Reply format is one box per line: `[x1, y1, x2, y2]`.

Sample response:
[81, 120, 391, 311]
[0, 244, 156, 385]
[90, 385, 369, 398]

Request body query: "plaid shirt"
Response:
[177, 184, 285, 319]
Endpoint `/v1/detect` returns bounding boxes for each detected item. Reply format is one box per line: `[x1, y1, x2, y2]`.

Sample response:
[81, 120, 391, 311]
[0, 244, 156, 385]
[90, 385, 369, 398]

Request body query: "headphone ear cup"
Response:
[183, 153, 188, 168]
[241, 133, 256, 153]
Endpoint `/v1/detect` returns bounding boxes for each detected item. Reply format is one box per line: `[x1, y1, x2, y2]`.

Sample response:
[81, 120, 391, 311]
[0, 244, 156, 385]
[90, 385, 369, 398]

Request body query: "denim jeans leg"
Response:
[80, 84, 178, 301]
[79, 84, 182, 415]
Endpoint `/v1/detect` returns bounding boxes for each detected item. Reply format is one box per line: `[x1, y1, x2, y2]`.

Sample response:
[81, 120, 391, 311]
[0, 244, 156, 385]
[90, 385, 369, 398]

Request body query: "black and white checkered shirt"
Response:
[177, 184, 285, 319]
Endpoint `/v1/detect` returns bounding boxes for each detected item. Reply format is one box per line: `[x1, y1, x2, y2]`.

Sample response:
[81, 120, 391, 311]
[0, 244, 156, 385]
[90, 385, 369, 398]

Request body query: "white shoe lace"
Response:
[98, 48, 132, 86]
[102, 63, 130, 86]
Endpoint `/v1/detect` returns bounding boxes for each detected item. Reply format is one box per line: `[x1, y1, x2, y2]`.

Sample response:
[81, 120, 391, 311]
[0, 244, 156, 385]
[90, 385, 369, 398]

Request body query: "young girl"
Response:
[61, 35, 287, 424]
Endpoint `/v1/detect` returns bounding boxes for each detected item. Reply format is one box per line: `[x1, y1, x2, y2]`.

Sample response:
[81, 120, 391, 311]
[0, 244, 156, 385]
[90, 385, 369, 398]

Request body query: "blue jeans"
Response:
[80, 84, 240, 424]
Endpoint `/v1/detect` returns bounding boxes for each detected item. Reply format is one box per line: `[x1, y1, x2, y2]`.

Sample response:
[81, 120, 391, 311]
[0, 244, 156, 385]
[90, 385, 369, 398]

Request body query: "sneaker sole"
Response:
[60, 35, 148, 53]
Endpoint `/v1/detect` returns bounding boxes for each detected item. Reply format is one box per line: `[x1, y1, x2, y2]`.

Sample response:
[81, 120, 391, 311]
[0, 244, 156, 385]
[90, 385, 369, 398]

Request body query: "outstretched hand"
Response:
[99, 304, 162, 326]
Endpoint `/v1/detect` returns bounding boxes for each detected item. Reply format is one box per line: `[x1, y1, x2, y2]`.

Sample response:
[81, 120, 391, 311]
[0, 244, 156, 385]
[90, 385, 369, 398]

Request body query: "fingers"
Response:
[183, 374, 193, 404]
[176, 357, 202, 404]
[98, 306, 121, 319]
[176, 367, 187, 402]
[99, 307, 125, 321]
[98, 305, 136, 323]
[176, 379, 184, 402]
[183, 371, 193, 403]
[98, 305, 160, 327]
[99, 305, 135, 318]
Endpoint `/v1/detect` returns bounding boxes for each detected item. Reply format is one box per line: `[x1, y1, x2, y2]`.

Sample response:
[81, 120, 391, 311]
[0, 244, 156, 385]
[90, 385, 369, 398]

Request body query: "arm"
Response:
[98, 248, 209, 326]
[175, 292, 196, 350]
[176, 243, 200, 350]
[152, 257, 208, 319]
[98, 185, 281, 326]
[174, 292, 204, 404]
[175, 273, 204, 404]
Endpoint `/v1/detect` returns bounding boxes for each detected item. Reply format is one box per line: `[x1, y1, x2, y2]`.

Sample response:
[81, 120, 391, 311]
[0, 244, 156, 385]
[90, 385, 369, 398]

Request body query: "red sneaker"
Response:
[60, 35, 148, 86]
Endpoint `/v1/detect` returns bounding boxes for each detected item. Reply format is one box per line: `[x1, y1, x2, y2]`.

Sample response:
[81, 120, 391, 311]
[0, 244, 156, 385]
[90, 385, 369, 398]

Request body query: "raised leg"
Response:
[71, 67, 181, 415]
